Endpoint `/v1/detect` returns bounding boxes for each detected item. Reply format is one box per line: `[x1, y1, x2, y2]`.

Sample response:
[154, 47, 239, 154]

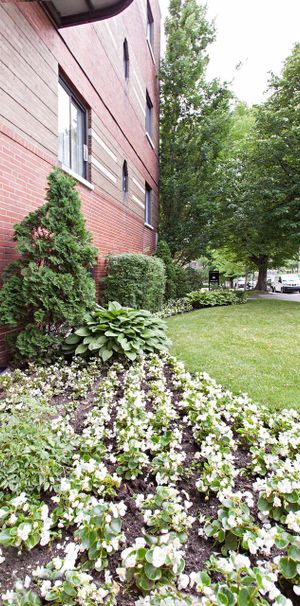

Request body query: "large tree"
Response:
[159, 0, 231, 262]
[214, 45, 300, 289]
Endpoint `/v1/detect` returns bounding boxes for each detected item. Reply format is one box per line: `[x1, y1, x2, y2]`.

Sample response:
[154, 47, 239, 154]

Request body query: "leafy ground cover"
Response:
[167, 299, 300, 410]
[0, 355, 300, 605]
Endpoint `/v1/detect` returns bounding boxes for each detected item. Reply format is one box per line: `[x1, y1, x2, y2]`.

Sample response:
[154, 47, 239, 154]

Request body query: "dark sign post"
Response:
[209, 270, 220, 290]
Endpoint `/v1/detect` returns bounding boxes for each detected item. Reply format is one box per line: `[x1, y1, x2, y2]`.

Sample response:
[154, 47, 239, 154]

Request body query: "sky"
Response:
[159, 0, 300, 105]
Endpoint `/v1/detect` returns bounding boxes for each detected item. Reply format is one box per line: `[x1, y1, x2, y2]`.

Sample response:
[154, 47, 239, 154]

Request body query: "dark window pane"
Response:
[122, 160, 128, 193]
[123, 39, 129, 80]
[146, 91, 153, 137]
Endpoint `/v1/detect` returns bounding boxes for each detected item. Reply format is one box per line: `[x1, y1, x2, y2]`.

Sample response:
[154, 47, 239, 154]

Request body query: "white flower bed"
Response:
[0, 354, 299, 605]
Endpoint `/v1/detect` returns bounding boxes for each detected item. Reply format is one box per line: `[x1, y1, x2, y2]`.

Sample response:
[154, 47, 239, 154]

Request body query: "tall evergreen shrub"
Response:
[101, 253, 165, 312]
[154, 240, 176, 301]
[0, 168, 97, 361]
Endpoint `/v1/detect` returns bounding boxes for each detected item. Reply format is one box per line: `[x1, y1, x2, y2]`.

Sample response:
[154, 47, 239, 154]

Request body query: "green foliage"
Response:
[279, 542, 300, 584]
[64, 302, 170, 362]
[0, 399, 76, 495]
[154, 240, 176, 300]
[159, 0, 231, 261]
[101, 253, 165, 312]
[212, 45, 300, 289]
[157, 297, 193, 319]
[75, 502, 124, 570]
[187, 289, 247, 309]
[0, 168, 97, 362]
[173, 265, 204, 298]
[2, 589, 42, 606]
[121, 533, 185, 593]
[209, 247, 251, 281]
[0, 495, 58, 551]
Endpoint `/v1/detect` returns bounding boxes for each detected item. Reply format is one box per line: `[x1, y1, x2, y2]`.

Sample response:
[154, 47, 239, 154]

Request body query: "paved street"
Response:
[257, 292, 300, 302]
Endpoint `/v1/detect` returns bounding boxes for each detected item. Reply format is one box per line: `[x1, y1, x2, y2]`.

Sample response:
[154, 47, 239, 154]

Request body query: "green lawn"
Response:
[167, 299, 300, 410]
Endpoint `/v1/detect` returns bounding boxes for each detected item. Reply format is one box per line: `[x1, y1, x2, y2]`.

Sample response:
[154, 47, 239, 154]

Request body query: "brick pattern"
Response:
[0, 0, 160, 365]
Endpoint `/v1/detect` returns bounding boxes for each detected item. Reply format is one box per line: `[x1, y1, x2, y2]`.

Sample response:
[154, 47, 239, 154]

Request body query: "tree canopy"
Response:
[159, 0, 232, 262]
[212, 44, 300, 289]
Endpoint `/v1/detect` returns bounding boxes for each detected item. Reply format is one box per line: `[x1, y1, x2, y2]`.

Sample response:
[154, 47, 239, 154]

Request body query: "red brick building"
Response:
[0, 0, 161, 365]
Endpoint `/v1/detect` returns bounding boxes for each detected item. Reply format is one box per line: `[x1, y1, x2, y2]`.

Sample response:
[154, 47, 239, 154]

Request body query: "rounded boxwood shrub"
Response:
[101, 253, 165, 312]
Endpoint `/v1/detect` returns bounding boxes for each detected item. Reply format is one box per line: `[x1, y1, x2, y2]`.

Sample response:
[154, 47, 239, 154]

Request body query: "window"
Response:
[122, 160, 128, 195]
[123, 38, 129, 80]
[145, 91, 153, 138]
[145, 183, 152, 225]
[58, 78, 87, 179]
[146, 1, 154, 49]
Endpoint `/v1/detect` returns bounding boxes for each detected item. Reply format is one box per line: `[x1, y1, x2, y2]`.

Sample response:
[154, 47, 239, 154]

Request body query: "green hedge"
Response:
[174, 265, 204, 298]
[101, 253, 165, 312]
[187, 289, 247, 309]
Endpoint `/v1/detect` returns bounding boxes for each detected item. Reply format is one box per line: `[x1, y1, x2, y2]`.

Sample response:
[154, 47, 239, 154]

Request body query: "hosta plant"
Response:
[187, 289, 247, 309]
[64, 302, 170, 362]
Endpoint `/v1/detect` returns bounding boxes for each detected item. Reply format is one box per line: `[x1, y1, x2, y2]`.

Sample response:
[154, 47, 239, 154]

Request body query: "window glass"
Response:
[123, 39, 129, 80]
[147, 1, 154, 48]
[58, 80, 86, 178]
[146, 91, 153, 137]
[145, 184, 152, 225]
[58, 83, 70, 167]
[122, 160, 128, 194]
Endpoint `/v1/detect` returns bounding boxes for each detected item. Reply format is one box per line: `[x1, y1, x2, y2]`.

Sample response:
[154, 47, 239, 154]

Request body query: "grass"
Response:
[167, 298, 300, 410]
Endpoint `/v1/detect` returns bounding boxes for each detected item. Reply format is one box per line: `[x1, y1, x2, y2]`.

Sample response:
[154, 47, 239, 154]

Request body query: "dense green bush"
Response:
[0, 399, 76, 495]
[101, 253, 165, 312]
[173, 265, 204, 298]
[187, 289, 247, 309]
[64, 301, 170, 362]
[0, 169, 97, 363]
[154, 240, 176, 300]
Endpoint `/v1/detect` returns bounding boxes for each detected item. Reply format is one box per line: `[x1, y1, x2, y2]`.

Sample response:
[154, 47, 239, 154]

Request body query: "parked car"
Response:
[272, 274, 300, 293]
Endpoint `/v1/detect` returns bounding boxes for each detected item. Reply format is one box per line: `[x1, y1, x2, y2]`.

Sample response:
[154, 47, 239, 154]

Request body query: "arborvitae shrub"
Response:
[154, 240, 176, 301]
[0, 168, 97, 362]
[101, 253, 165, 312]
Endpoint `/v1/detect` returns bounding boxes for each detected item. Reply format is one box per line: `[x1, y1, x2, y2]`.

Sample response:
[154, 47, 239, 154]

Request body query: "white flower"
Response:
[11, 493, 27, 508]
[177, 573, 189, 589]
[135, 537, 146, 548]
[40, 580, 52, 597]
[117, 566, 126, 581]
[152, 546, 167, 568]
[17, 523, 31, 541]
[293, 585, 300, 596]
[233, 554, 250, 569]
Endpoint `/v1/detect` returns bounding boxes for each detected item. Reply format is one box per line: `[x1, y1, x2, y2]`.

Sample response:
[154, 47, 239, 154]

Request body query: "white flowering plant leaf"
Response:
[75, 502, 126, 571]
[0, 495, 56, 550]
[137, 486, 194, 538]
[119, 533, 185, 593]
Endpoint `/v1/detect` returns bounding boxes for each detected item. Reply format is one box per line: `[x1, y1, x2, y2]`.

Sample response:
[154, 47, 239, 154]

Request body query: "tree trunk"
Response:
[254, 257, 268, 291]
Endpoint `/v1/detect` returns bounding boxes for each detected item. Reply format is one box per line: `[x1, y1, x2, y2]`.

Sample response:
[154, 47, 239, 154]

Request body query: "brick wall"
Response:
[0, 0, 160, 365]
